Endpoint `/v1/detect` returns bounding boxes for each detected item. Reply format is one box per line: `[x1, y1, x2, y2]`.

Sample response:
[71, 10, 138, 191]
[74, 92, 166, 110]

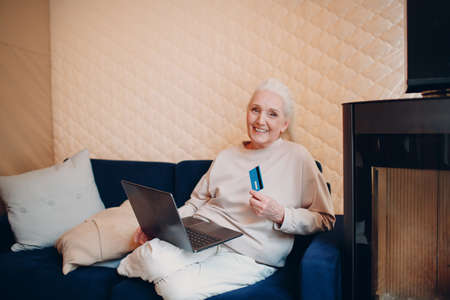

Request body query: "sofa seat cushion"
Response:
[111, 268, 295, 300]
[111, 277, 162, 300]
[0, 214, 14, 252]
[208, 268, 295, 300]
[0, 247, 122, 300]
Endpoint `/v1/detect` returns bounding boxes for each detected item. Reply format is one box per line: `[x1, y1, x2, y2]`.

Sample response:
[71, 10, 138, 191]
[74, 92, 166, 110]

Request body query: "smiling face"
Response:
[246, 90, 289, 150]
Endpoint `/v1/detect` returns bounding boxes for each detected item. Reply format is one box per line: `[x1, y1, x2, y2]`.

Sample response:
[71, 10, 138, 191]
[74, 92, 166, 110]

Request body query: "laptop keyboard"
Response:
[186, 227, 220, 249]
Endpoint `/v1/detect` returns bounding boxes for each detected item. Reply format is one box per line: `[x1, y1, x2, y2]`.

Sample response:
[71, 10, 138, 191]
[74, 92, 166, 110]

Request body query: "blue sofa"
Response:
[0, 159, 343, 300]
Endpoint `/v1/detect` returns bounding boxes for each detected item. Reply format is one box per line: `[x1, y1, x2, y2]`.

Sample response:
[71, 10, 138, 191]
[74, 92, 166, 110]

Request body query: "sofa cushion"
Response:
[299, 215, 343, 300]
[111, 268, 295, 300]
[0, 247, 123, 300]
[208, 269, 295, 300]
[174, 160, 212, 207]
[0, 149, 105, 251]
[111, 278, 161, 300]
[0, 214, 14, 252]
[91, 159, 176, 208]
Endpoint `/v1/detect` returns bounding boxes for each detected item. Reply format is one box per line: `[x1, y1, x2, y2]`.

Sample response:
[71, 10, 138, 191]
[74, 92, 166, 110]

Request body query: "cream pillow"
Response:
[56, 200, 140, 275]
[0, 149, 105, 251]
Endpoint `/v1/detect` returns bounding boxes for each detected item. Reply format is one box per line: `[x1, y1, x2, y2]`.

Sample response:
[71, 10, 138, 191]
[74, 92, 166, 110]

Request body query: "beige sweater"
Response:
[178, 138, 335, 267]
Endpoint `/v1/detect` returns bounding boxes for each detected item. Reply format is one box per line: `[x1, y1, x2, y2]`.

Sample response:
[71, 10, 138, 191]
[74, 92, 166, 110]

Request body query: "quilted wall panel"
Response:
[50, 0, 420, 214]
[0, 0, 52, 215]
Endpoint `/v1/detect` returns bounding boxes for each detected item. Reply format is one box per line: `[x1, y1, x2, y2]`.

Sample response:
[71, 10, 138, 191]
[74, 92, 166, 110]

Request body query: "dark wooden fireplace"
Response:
[342, 98, 450, 300]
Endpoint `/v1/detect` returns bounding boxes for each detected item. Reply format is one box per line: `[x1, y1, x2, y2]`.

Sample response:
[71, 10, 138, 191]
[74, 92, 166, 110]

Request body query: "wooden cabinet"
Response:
[342, 97, 450, 300]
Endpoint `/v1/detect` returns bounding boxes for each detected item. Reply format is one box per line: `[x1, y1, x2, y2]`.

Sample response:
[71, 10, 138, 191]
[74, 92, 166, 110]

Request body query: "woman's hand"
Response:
[133, 226, 150, 245]
[249, 190, 285, 225]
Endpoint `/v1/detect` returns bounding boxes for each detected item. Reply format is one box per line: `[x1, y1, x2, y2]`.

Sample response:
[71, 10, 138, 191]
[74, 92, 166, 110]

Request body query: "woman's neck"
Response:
[243, 138, 282, 150]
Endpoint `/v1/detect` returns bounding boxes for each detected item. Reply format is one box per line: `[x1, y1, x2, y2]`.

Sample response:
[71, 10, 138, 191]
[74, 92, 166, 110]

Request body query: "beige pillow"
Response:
[56, 200, 140, 275]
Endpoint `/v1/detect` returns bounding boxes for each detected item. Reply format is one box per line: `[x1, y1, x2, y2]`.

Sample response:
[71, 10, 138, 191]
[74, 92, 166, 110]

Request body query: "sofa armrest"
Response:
[298, 229, 342, 300]
[0, 214, 14, 252]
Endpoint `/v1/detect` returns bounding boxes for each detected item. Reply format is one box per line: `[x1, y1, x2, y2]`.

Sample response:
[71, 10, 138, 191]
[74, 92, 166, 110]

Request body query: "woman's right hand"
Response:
[133, 227, 150, 245]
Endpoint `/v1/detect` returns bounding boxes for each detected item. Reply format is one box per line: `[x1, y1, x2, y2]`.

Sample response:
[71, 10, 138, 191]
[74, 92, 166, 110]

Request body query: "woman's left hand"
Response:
[249, 190, 285, 225]
[133, 226, 150, 245]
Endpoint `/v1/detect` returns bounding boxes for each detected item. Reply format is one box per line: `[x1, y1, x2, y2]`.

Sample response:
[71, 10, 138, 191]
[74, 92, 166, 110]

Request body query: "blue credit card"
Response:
[249, 166, 264, 191]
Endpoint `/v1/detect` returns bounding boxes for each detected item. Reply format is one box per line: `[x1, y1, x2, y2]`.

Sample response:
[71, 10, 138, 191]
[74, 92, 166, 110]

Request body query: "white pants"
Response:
[117, 238, 276, 300]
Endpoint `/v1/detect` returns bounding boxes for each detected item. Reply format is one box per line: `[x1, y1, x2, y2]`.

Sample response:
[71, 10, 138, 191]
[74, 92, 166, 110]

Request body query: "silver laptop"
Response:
[121, 180, 242, 252]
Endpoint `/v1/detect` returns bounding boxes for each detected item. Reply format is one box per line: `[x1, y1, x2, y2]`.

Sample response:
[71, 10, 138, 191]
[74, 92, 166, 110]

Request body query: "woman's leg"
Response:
[117, 238, 217, 283]
[155, 245, 276, 300]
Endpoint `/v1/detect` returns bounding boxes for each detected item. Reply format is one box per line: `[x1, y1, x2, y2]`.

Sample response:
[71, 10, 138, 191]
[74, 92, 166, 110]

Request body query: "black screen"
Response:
[406, 0, 450, 93]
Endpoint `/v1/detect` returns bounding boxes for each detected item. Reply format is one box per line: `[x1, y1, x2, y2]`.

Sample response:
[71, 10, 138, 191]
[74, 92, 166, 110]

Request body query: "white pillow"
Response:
[0, 149, 105, 251]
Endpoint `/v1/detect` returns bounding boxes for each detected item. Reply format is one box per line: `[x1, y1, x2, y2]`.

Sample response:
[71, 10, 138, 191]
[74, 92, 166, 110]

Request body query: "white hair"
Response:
[252, 78, 294, 122]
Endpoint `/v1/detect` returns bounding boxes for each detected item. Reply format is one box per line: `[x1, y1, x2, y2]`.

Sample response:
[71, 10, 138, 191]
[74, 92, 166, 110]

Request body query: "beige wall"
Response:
[0, 0, 53, 215]
[50, 0, 420, 214]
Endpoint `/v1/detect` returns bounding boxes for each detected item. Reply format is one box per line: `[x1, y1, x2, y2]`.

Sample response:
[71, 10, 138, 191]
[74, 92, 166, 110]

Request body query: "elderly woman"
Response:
[117, 78, 335, 300]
